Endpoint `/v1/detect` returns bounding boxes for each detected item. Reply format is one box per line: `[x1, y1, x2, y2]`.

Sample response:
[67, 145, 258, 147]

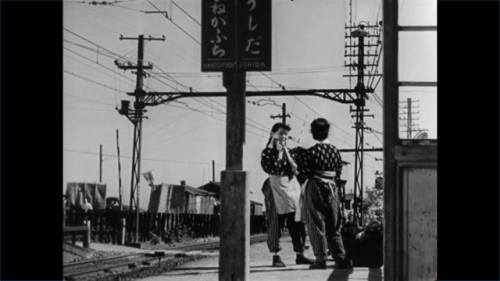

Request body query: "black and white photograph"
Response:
[63, 0, 437, 280]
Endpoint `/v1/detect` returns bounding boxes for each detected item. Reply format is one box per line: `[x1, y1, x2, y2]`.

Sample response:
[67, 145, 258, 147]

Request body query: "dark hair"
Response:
[265, 123, 291, 148]
[310, 118, 330, 141]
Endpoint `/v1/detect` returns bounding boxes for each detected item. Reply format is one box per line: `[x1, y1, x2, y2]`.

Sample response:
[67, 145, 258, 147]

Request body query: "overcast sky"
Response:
[63, 0, 436, 210]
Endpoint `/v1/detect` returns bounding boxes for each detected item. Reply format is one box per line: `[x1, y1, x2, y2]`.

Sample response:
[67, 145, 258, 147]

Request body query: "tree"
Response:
[364, 184, 384, 223]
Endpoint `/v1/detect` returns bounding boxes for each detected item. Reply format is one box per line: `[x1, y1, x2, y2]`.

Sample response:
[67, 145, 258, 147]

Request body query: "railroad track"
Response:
[63, 234, 268, 280]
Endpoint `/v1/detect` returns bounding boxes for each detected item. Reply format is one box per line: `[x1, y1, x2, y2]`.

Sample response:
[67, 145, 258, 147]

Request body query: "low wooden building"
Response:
[198, 181, 221, 200]
[65, 182, 107, 210]
[198, 181, 264, 215]
[147, 183, 217, 214]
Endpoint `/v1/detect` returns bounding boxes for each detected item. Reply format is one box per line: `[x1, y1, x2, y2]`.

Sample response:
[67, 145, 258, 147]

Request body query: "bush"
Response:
[161, 224, 195, 244]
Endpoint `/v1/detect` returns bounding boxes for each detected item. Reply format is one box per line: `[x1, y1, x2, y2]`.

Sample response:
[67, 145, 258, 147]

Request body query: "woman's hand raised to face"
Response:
[275, 139, 285, 151]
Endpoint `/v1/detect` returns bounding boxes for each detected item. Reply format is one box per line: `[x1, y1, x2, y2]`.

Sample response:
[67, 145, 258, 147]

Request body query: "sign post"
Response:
[202, 1, 272, 280]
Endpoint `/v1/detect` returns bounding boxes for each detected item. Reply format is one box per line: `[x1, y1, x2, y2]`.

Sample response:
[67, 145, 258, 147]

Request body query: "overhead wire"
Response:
[64, 69, 127, 94]
[171, 0, 201, 25]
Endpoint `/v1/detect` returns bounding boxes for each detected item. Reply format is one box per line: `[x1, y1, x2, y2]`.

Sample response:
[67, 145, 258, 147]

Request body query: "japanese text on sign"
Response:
[202, 0, 236, 71]
[201, 0, 271, 72]
[237, 0, 272, 71]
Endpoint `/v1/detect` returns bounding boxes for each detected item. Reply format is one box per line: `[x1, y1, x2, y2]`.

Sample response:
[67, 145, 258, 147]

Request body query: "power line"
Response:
[64, 47, 137, 85]
[65, 148, 218, 166]
[64, 69, 127, 93]
[294, 97, 356, 139]
[64, 92, 116, 106]
[64, 28, 136, 64]
[63, 39, 129, 61]
[159, 68, 346, 77]
[171, 0, 201, 25]
[155, 65, 346, 76]
[64, 106, 115, 111]
[169, 19, 201, 44]
[64, 53, 133, 90]
[372, 133, 383, 144]
[144, 62, 272, 136]
[146, 0, 201, 45]
[63, 28, 281, 170]
[109, 3, 147, 13]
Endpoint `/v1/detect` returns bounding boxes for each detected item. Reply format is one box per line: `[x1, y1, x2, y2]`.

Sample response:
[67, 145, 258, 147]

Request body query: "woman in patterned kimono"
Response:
[261, 122, 314, 267]
[295, 118, 352, 270]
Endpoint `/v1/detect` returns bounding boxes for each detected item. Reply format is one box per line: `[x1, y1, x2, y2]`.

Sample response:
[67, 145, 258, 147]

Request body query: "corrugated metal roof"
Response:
[198, 182, 220, 195]
[184, 185, 216, 196]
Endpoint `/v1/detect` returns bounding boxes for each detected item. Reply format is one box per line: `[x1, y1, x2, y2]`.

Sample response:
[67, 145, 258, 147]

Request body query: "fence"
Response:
[64, 210, 269, 244]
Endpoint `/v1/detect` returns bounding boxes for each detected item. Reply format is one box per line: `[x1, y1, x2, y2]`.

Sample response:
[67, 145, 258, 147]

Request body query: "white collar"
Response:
[317, 139, 330, 144]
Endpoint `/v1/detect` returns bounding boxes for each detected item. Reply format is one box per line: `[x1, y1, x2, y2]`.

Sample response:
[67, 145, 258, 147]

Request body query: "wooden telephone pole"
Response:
[116, 130, 123, 211]
[99, 144, 102, 182]
[116, 34, 165, 243]
[270, 103, 291, 124]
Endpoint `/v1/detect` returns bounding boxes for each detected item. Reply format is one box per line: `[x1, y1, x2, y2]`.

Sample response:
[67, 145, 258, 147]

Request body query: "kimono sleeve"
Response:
[332, 146, 343, 178]
[261, 148, 278, 175]
[294, 146, 313, 181]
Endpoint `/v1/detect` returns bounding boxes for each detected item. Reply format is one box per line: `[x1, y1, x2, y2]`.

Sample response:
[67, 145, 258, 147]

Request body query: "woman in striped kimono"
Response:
[261, 122, 314, 267]
[295, 118, 352, 270]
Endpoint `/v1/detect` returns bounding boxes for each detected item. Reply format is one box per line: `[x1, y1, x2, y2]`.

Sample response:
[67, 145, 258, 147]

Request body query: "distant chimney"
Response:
[180, 180, 186, 186]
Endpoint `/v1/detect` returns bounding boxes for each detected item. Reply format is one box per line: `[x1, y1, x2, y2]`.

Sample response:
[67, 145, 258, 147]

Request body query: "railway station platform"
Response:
[138, 236, 383, 281]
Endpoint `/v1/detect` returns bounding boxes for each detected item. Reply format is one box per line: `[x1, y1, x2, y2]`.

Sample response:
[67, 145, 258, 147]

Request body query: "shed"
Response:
[147, 183, 217, 214]
[198, 181, 221, 200]
[65, 182, 107, 210]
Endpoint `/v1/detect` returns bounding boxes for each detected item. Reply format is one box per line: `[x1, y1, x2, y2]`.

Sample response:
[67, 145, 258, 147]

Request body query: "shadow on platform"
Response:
[326, 267, 382, 281]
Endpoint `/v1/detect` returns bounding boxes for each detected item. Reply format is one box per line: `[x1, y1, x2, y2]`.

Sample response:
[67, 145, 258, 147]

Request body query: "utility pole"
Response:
[399, 98, 420, 139]
[116, 34, 165, 244]
[116, 130, 123, 211]
[270, 103, 291, 125]
[212, 160, 215, 182]
[348, 25, 377, 227]
[344, 20, 382, 226]
[99, 144, 102, 182]
[219, 70, 249, 281]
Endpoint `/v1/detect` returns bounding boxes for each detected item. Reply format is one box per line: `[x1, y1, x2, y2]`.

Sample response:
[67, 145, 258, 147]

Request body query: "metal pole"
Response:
[282, 103, 286, 124]
[117, 130, 123, 211]
[359, 34, 365, 226]
[99, 144, 102, 182]
[212, 160, 215, 182]
[407, 98, 412, 139]
[134, 35, 145, 243]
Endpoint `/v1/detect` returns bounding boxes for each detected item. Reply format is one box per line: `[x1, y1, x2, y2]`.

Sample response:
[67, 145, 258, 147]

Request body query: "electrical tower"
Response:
[115, 34, 165, 243]
[344, 22, 382, 226]
[399, 98, 425, 139]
